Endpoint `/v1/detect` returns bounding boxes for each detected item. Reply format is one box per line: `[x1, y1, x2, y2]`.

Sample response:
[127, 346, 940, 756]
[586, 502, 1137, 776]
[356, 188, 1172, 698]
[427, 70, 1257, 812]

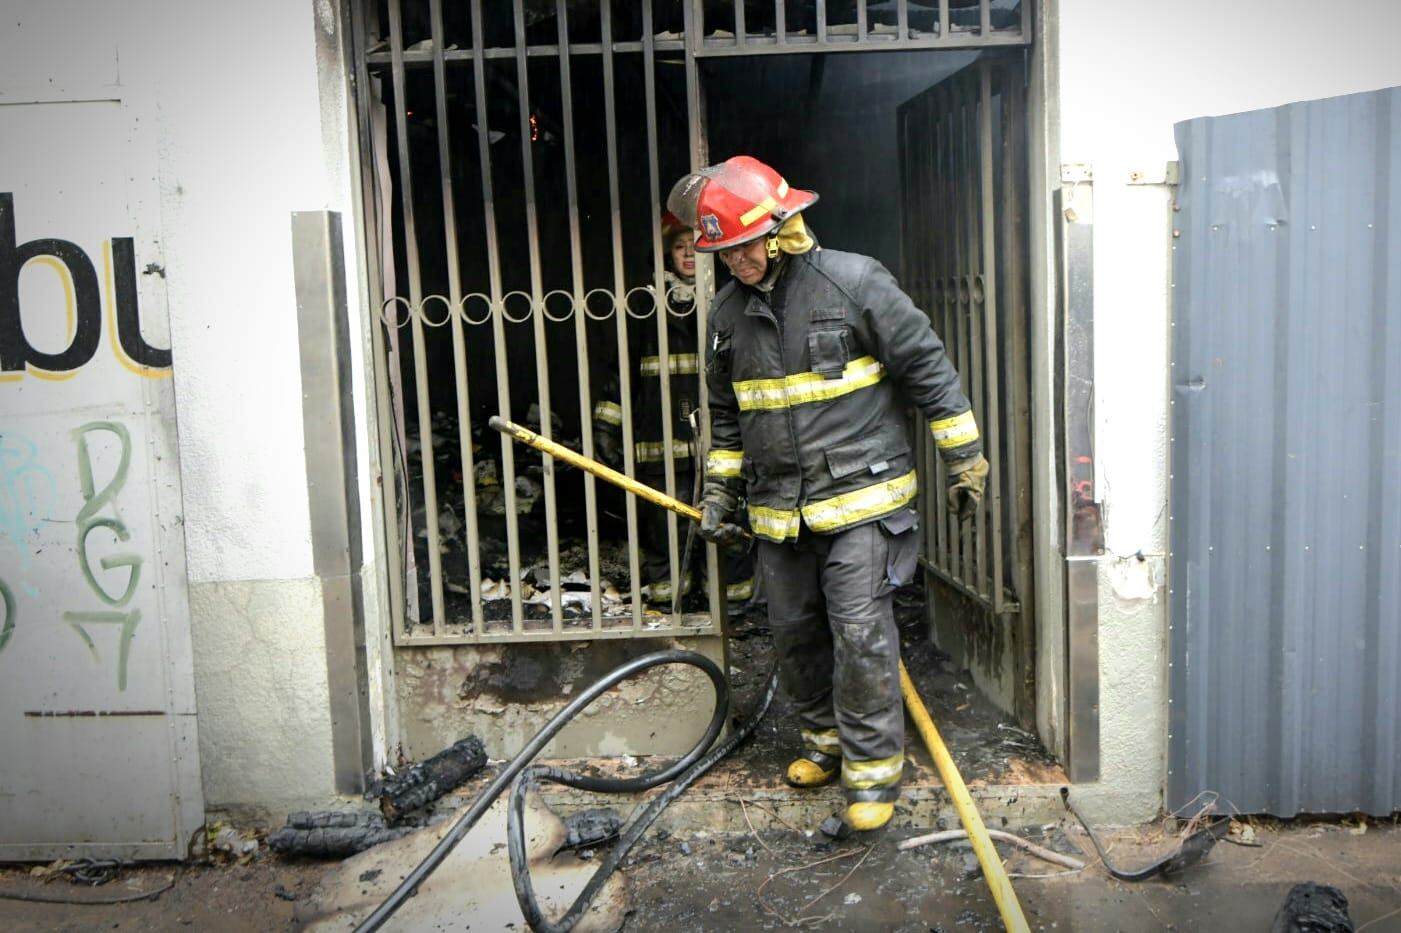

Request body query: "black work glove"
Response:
[593, 428, 622, 468]
[945, 454, 989, 522]
[697, 482, 746, 547]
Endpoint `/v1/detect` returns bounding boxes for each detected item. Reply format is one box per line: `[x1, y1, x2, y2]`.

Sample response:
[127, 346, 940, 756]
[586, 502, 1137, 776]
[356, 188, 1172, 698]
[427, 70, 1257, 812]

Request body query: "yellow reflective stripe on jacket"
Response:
[842, 752, 905, 789]
[800, 470, 918, 533]
[593, 400, 623, 426]
[930, 410, 979, 449]
[749, 504, 802, 541]
[634, 439, 694, 463]
[706, 448, 743, 478]
[733, 356, 886, 411]
[802, 728, 842, 754]
[639, 353, 699, 377]
[726, 577, 755, 602]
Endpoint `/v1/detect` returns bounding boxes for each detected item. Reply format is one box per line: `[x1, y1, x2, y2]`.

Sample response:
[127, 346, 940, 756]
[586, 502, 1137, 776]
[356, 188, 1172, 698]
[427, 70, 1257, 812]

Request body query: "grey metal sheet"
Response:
[1169, 86, 1401, 816]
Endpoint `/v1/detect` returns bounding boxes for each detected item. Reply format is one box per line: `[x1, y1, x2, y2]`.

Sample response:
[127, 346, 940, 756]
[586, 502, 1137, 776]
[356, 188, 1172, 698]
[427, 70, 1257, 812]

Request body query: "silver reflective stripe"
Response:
[842, 752, 905, 789]
[635, 439, 694, 463]
[640, 353, 699, 376]
[800, 470, 918, 532]
[706, 448, 743, 478]
[802, 728, 842, 753]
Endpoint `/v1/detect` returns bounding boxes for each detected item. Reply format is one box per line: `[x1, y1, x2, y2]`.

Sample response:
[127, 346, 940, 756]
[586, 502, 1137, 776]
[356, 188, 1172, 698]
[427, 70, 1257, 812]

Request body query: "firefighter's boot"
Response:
[842, 753, 904, 831]
[845, 800, 896, 831]
[785, 750, 839, 788]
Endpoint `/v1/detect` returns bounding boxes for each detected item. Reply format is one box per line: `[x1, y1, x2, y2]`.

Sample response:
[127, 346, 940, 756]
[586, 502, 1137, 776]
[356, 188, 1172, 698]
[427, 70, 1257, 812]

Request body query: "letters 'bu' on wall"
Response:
[0, 96, 202, 860]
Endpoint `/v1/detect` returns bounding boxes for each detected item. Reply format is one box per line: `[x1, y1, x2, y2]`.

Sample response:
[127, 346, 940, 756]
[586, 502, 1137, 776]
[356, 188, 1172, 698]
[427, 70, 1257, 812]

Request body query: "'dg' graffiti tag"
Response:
[62, 421, 143, 690]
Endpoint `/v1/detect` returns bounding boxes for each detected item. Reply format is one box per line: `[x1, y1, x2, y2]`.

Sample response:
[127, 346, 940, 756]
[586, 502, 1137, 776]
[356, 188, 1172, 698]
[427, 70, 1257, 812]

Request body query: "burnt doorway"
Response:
[348, 1, 1035, 654]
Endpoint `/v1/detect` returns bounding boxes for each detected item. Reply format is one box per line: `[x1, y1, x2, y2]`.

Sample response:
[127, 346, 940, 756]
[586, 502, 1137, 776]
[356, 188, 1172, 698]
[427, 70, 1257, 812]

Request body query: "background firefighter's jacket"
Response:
[593, 271, 700, 472]
[703, 248, 981, 542]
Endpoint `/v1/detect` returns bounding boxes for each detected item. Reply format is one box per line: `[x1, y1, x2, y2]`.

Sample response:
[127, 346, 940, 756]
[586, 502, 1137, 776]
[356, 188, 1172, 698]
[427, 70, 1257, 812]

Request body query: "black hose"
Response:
[355, 648, 775, 933]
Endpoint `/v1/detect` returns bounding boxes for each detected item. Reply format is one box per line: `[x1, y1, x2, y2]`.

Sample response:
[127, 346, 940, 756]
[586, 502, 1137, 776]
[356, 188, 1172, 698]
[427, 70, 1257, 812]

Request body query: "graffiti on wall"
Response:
[0, 422, 147, 689]
[0, 192, 171, 381]
[63, 421, 142, 690]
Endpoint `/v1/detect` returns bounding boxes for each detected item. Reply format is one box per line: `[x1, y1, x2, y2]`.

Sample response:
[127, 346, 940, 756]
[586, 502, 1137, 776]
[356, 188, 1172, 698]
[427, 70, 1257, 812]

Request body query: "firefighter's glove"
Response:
[593, 428, 622, 468]
[698, 483, 746, 548]
[946, 454, 989, 522]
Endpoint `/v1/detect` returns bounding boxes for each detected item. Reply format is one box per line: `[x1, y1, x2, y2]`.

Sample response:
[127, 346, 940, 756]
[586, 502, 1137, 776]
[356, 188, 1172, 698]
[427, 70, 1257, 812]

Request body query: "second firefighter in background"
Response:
[593, 213, 755, 606]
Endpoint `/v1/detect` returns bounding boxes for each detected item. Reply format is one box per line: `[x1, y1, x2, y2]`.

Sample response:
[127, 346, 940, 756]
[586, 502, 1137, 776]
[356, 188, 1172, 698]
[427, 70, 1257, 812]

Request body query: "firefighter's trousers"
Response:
[758, 511, 919, 802]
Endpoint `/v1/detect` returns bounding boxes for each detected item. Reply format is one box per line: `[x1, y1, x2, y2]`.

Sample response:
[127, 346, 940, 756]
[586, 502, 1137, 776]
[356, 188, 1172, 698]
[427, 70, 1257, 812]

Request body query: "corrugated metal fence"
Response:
[1169, 87, 1401, 816]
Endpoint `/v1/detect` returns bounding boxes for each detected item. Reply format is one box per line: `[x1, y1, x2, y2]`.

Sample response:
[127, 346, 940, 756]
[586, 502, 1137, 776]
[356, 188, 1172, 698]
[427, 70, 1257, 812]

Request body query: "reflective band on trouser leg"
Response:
[634, 439, 695, 463]
[800, 470, 919, 532]
[639, 354, 699, 377]
[930, 410, 980, 450]
[801, 728, 842, 756]
[843, 752, 905, 802]
[725, 576, 754, 601]
[706, 448, 743, 478]
[733, 356, 886, 411]
[748, 504, 801, 541]
[593, 400, 623, 426]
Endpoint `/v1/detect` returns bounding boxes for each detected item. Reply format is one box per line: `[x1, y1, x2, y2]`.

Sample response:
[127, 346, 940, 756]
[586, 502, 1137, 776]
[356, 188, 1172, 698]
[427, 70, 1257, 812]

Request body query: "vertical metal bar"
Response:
[961, 74, 985, 596]
[1019, 0, 1031, 38]
[942, 82, 964, 580]
[513, 1, 564, 632]
[429, 0, 485, 635]
[643, 0, 682, 623]
[601, 0, 644, 629]
[816, 0, 827, 44]
[387, 0, 447, 634]
[556, 0, 605, 631]
[939, 0, 949, 39]
[775, 0, 786, 44]
[980, 0, 991, 36]
[734, 0, 746, 46]
[896, 0, 907, 41]
[930, 90, 951, 575]
[979, 62, 1005, 611]
[685, 0, 722, 624]
[470, 0, 525, 631]
[857, 0, 867, 41]
[351, 0, 406, 642]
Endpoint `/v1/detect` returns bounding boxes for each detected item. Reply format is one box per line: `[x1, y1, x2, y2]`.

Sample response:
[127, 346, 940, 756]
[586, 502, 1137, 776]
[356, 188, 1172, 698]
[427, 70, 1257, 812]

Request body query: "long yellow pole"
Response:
[899, 662, 1030, 932]
[491, 414, 1027, 930]
[490, 415, 705, 521]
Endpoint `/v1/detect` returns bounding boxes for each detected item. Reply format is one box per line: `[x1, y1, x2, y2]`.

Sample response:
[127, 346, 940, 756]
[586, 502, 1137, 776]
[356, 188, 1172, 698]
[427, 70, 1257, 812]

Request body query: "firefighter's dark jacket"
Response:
[703, 248, 981, 542]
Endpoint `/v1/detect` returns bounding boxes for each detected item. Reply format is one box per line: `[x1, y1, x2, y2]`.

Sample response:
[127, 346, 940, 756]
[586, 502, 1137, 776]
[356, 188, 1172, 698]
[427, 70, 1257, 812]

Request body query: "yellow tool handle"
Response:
[489, 415, 705, 521]
[900, 661, 1030, 932]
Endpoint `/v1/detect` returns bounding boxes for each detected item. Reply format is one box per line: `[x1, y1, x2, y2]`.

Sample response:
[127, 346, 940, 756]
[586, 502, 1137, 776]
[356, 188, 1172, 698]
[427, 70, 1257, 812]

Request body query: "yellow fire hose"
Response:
[490, 416, 1030, 931]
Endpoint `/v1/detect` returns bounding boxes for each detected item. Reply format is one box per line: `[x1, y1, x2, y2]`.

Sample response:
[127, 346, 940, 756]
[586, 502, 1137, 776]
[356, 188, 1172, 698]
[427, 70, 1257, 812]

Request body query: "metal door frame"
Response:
[345, 0, 1035, 647]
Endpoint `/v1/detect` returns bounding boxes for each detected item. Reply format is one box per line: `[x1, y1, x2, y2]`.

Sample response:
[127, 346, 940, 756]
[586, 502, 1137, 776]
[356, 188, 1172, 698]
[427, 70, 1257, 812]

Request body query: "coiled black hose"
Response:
[355, 648, 777, 933]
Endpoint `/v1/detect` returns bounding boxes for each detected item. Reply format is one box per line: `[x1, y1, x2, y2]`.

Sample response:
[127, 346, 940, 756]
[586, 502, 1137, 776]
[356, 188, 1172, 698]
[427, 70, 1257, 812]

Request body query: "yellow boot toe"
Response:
[785, 758, 838, 788]
[845, 801, 895, 831]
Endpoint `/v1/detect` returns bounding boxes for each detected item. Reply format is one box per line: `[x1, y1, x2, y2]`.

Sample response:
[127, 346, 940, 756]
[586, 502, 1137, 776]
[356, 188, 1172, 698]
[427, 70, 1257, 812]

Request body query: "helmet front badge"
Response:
[700, 214, 724, 242]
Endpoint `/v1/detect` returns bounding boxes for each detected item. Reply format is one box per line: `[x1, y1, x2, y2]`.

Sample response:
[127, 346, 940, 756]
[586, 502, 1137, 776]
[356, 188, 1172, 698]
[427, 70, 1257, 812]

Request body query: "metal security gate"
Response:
[1169, 86, 1401, 816]
[897, 55, 1035, 719]
[348, 1, 1032, 645]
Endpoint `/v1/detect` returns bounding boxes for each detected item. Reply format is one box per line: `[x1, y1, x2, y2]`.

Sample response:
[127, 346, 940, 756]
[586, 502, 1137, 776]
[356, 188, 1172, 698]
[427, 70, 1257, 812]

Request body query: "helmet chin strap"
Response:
[765, 236, 780, 259]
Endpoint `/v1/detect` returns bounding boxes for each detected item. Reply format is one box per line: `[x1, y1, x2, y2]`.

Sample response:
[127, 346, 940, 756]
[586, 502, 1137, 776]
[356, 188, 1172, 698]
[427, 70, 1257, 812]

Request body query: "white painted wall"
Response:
[1, 0, 392, 820]
[1054, 0, 1401, 821]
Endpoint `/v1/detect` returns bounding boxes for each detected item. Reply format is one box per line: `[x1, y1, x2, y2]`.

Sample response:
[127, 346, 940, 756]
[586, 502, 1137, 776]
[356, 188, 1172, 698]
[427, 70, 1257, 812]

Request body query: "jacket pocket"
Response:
[824, 434, 910, 480]
[807, 327, 849, 379]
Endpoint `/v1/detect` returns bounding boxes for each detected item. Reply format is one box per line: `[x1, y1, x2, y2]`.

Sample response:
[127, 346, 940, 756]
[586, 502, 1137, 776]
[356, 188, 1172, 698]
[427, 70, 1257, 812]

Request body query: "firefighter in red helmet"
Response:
[668, 155, 989, 832]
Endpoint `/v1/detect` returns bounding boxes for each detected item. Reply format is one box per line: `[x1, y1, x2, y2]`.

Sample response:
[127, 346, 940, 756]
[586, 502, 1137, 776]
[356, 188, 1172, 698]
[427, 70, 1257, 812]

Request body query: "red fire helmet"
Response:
[666, 156, 818, 253]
